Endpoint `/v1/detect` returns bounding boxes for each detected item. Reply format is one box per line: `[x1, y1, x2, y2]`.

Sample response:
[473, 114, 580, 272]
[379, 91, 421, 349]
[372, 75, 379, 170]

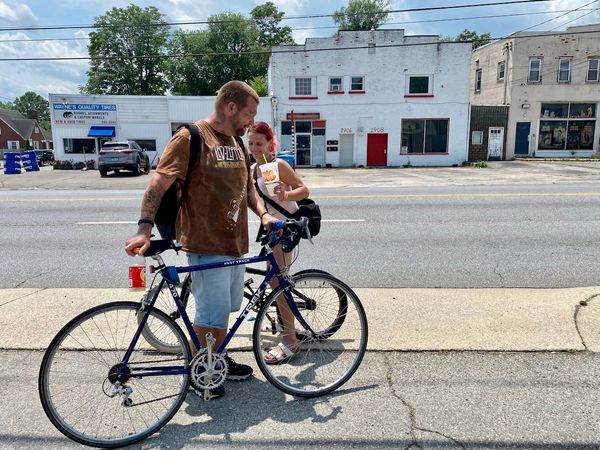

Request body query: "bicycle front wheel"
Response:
[139, 275, 194, 354]
[39, 301, 191, 448]
[253, 273, 368, 398]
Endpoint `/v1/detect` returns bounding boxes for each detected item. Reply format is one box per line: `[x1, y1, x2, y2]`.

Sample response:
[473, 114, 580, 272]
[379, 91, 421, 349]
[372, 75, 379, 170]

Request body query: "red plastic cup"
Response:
[128, 264, 146, 290]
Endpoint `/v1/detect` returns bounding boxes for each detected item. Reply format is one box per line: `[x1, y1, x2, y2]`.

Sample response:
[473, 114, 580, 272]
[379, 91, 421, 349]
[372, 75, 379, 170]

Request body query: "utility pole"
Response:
[503, 41, 512, 105]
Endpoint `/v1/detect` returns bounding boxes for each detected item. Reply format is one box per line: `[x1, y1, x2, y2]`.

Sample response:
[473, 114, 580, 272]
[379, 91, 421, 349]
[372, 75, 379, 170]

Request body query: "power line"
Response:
[0, 1, 597, 62]
[513, 0, 598, 33]
[471, 3, 600, 90]
[2, 8, 599, 45]
[0, 0, 561, 32]
[1, 25, 600, 62]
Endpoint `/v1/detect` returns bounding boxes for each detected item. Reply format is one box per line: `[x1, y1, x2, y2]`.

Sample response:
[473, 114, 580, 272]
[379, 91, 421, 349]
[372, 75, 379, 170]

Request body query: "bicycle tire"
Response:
[252, 272, 368, 398]
[39, 301, 191, 448]
[139, 275, 194, 353]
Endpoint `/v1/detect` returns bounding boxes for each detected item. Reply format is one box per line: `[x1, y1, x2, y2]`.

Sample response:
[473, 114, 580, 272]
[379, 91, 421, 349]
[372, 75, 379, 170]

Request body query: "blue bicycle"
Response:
[38, 218, 368, 448]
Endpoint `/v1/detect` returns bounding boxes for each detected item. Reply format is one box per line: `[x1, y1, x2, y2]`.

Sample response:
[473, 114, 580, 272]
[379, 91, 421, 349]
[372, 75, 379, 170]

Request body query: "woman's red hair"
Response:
[249, 121, 278, 155]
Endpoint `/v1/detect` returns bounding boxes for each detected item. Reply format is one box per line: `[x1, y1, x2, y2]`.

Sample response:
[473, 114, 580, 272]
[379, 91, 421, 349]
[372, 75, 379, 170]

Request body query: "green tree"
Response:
[203, 12, 265, 94]
[13, 91, 50, 123]
[455, 29, 491, 49]
[251, 2, 294, 46]
[0, 100, 14, 110]
[166, 29, 213, 96]
[248, 76, 268, 96]
[167, 12, 268, 96]
[333, 0, 391, 31]
[82, 5, 170, 95]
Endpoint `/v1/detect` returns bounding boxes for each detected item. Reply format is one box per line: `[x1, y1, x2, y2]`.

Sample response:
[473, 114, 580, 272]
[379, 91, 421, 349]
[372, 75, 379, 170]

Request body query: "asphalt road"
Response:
[1, 182, 600, 288]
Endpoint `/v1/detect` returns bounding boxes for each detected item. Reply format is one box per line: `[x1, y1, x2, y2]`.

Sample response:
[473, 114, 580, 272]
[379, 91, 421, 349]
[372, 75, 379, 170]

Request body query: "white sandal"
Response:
[264, 342, 299, 365]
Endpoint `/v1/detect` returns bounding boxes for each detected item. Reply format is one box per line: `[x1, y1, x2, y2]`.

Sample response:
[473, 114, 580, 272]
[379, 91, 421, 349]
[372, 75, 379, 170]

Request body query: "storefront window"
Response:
[569, 103, 596, 119]
[295, 121, 312, 133]
[402, 120, 424, 154]
[281, 121, 291, 135]
[538, 102, 597, 151]
[402, 119, 448, 153]
[540, 103, 568, 119]
[538, 121, 567, 150]
[425, 120, 448, 153]
[63, 138, 96, 154]
[567, 121, 595, 150]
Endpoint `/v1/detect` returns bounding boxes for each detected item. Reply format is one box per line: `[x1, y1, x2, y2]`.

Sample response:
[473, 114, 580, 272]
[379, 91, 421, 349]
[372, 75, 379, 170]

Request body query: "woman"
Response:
[247, 121, 310, 364]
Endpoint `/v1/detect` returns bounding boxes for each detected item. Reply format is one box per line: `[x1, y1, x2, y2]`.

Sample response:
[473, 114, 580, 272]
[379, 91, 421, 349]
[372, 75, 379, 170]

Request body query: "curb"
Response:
[2, 287, 600, 353]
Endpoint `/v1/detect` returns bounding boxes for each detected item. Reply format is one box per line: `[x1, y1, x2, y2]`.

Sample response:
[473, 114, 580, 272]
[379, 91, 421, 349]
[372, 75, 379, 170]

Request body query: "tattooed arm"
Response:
[125, 172, 176, 255]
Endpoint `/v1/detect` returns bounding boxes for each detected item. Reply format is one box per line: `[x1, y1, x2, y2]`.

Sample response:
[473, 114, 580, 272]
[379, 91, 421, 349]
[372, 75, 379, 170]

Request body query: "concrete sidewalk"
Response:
[2, 286, 600, 352]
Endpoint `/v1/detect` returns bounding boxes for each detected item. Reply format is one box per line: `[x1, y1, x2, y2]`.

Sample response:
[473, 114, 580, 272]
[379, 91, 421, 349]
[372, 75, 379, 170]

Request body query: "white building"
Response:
[48, 94, 272, 166]
[268, 29, 472, 167]
[471, 23, 600, 158]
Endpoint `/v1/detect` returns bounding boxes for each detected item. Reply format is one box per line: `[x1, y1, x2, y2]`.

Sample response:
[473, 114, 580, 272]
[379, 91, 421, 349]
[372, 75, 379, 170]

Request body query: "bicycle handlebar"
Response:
[260, 217, 308, 249]
[133, 217, 309, 257]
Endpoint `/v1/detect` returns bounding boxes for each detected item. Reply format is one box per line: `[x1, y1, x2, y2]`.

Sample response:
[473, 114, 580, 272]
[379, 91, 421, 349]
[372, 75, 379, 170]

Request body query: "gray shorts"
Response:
[186, 253, 245, 329]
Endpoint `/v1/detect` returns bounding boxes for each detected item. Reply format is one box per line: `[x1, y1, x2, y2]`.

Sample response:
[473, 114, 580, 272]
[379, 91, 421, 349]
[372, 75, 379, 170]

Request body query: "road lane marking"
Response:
[77, 219, 366, 225]
[77, 221, 138, 225]
[0, 197, 140, 203]
[315, 192, 600, 199]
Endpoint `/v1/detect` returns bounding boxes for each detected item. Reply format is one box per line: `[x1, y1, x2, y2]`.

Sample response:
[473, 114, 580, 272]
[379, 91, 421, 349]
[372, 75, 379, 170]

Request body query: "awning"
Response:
[88, 126, 115, 138]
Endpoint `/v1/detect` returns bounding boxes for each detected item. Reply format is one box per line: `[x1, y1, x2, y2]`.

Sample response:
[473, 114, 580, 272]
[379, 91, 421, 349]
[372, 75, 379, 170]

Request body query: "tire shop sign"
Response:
[52, 103, 118, 126]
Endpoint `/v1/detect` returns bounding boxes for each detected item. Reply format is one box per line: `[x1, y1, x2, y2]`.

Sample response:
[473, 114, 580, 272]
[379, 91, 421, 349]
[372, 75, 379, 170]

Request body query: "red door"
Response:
[366, 133, 388, 166]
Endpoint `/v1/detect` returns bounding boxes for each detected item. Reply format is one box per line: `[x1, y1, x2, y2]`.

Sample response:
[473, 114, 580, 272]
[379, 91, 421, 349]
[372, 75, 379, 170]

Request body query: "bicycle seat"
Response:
[142, 239, 183, 256]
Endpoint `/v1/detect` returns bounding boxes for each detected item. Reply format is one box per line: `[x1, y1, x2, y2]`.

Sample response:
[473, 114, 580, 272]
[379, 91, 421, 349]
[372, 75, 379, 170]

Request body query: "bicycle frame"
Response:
[119, 247, 315, 381]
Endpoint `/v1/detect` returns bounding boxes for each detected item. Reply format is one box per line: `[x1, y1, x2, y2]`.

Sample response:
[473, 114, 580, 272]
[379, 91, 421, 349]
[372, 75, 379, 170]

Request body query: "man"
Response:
[125, 81, 276, 399]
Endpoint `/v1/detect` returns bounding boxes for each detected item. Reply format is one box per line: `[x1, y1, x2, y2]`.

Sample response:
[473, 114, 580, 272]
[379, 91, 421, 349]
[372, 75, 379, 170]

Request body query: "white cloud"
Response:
[0, 1, 37, 26]
[548, 0, 591, 11]
[268, 0, 307, 13]
[0, 29, 89, 100]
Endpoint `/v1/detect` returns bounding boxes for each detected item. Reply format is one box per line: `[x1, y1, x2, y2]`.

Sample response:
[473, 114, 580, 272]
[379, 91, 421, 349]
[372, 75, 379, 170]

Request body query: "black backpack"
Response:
[155, 123, 201, 240]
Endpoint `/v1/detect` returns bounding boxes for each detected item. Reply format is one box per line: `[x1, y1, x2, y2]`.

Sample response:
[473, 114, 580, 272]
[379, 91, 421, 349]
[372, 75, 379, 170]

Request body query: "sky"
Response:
[0, 0, 599, 102]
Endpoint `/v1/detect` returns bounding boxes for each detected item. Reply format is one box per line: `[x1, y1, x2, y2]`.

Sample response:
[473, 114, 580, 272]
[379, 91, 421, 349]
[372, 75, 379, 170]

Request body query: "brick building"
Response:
[0, 109, 52, 152]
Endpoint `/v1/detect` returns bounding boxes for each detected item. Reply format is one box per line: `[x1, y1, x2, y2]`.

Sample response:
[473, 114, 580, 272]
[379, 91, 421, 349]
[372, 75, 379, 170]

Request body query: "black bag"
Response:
[253, 165, 321, 239]
[155, 123, 201, 240]
[294, 198, 321, 238]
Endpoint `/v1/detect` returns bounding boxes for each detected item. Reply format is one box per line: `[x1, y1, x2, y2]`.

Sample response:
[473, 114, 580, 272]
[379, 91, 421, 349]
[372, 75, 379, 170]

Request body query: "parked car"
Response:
[34, 150, 55, 166]
[98, 140, 150, 177]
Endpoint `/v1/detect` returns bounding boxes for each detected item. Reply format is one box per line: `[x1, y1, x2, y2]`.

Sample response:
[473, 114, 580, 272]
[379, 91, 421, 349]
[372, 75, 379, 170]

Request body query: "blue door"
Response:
[514, 122, 531, 155]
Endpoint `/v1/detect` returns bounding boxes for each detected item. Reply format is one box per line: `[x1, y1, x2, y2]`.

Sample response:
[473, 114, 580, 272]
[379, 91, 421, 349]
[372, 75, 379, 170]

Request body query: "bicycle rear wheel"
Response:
[39, 301, 191, 448]
[253, 273, 368, 398]
[139, 275, 195, 353]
